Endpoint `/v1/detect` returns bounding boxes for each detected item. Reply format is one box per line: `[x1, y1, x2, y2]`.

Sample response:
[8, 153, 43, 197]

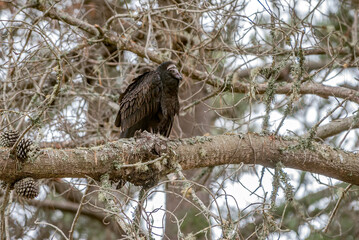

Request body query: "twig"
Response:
[305, 99, 347, 145]
[120, 154, 167, 168]
[0, 184, 11, 240]
[4, 193, 12, 240]
[133, 188, 146, 234]
[182, 90, 220, 111]
[174, 163, 220, 222]
[35, 220, 69, 240]
[323, 184, 353, 233]
[10, 63, 62, 155]
[352, 9, 358, 46]
[68, 181, 91, 240]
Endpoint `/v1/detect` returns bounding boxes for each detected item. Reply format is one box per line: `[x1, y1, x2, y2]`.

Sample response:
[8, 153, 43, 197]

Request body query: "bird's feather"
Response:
[115, 71, 162, 130]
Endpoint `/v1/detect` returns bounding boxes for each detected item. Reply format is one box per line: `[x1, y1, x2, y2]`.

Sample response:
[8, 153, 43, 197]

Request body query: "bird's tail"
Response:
[115, 112, 121, 127]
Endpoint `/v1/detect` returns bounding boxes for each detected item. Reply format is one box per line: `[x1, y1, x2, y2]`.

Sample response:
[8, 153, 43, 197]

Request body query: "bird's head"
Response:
[158, 61, 183, 81]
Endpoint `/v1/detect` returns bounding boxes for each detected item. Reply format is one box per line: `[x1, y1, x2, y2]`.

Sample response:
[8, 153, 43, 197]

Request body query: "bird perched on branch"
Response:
[115, 61, 182, 138]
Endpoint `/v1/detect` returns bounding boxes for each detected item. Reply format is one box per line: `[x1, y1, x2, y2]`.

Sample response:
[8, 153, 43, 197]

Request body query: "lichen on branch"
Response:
[0, 132, 358, 186]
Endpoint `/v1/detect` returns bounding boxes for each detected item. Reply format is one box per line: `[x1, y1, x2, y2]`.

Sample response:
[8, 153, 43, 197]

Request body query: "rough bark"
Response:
[0, 133, 358, 185]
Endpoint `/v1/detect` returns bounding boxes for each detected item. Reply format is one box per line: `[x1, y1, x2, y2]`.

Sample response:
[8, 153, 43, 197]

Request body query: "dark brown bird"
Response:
[115, 61, 182, 138]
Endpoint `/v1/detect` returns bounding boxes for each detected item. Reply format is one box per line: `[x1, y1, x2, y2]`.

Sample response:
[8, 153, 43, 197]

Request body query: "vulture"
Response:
[115, 61, 182, 138]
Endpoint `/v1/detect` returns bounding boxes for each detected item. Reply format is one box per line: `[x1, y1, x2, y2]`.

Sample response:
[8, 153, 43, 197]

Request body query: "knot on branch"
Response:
[130, 130, 169, 162]
[119, 131, 177, 188]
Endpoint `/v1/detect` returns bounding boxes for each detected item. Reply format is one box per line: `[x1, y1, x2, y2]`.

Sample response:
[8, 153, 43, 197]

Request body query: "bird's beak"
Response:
[174, 69, 183, 81]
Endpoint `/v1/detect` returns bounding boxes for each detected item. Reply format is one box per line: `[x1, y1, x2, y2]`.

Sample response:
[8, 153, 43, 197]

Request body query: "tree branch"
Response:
[0, 133, 358, 185]
[26, 3, 359, 102]
[26, 2, 359, 109]
[303, 115, 359, 140]
[48, 180, 126, 235]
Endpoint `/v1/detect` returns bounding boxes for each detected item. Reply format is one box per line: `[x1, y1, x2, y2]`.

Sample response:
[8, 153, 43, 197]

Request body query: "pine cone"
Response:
[0, 130, 19, 147]
[14, 178, 39, 199]
[16, 138, 40, 161]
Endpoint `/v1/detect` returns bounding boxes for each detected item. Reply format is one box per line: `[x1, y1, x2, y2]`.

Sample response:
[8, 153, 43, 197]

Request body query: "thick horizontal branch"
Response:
[0, 133, 358, 185]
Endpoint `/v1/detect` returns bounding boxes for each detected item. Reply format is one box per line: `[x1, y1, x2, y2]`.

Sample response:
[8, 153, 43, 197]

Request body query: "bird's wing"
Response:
[115, 71, 162, 130]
